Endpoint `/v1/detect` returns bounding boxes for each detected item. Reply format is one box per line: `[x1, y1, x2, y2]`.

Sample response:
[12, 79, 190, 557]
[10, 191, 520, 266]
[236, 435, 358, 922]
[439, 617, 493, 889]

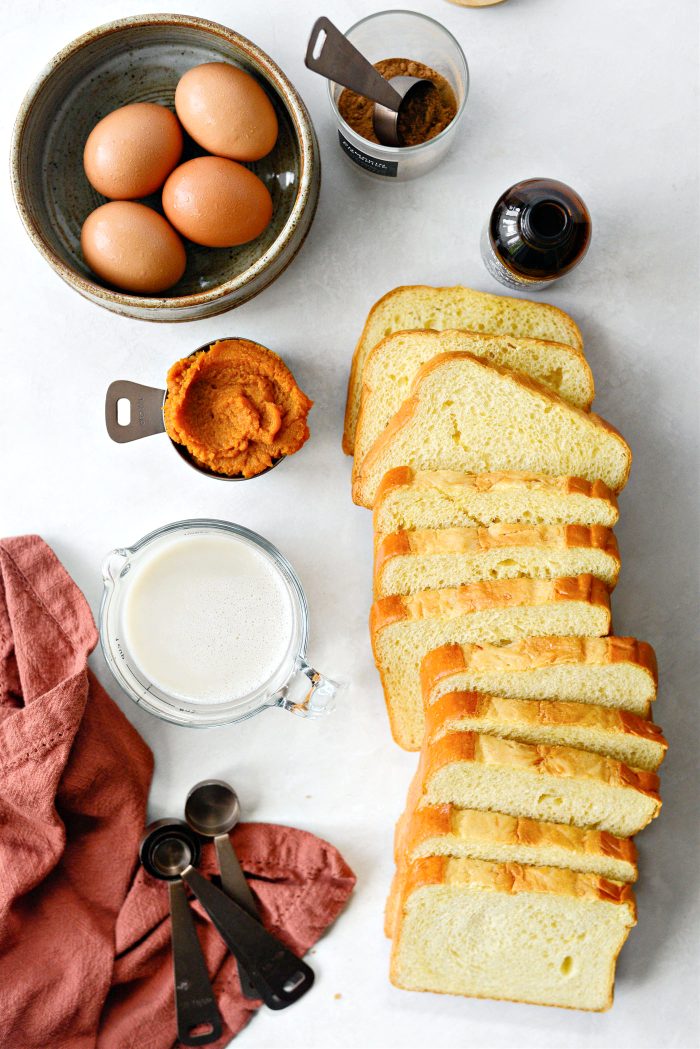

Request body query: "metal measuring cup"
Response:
[305, 16, 435, 146]
[104, 340, 283, 480]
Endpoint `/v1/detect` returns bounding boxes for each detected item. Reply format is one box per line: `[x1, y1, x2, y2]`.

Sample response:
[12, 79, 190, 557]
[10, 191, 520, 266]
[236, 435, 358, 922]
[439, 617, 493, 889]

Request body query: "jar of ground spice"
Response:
[327, 11, 469, 182]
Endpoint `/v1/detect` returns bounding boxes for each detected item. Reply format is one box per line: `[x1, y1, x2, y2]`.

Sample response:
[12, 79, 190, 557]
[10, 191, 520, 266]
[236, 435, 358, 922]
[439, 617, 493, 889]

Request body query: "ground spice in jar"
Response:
[338, 58, 458, 147]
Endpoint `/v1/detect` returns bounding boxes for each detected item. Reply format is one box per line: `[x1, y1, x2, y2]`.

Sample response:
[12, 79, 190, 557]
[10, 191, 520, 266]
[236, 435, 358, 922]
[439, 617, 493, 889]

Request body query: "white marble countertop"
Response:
[1, 1, 698, 1046]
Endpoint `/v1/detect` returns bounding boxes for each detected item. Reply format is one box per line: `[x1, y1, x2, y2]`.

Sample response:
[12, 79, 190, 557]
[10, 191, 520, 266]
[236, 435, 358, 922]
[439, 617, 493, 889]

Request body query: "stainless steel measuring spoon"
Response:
[139, 821, 222, 1047]
[305, 16, 432, 147]
[104, 340, 283, 481]
[141, 820, 315, 1010]
[185, 780, 260, 1000]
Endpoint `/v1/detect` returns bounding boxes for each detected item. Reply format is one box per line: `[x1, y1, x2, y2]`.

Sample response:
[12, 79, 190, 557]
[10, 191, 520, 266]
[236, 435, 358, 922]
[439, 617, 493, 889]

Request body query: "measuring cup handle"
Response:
[275, 658, 345, 720]
[169, 880, 223, 1046]
[105, 380, 166, 444]
[305, 16, 403, 111]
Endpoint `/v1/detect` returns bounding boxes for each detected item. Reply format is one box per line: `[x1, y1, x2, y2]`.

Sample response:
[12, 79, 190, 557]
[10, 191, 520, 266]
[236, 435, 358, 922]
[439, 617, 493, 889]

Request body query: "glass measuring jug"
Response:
[100, 519, 341, 727]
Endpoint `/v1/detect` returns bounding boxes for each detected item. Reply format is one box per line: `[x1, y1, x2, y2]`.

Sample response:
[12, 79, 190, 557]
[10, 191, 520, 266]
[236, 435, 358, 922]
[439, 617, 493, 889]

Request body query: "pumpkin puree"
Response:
[163, 339, 312, 478]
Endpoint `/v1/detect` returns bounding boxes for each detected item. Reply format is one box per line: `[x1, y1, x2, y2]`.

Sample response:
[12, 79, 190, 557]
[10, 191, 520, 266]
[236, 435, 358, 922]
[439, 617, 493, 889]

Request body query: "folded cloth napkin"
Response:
[0, 536, 356, 1049]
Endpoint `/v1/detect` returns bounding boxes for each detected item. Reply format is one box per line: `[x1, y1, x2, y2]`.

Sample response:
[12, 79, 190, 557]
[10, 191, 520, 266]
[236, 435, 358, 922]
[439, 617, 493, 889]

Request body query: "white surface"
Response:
[1, 1, 699, 1047]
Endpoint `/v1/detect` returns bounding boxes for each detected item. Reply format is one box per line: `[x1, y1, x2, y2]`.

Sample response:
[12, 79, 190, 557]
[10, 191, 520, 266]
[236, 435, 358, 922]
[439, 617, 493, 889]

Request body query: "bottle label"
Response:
[338, 131, 398, 178]
[480, 224, 553, 292]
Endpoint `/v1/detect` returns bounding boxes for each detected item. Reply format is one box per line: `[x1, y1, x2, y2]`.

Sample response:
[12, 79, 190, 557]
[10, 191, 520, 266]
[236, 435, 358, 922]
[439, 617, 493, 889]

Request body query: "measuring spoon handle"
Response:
[182, 866, 314, 1010]
[169, 880, 223, 1046]
[305, 16, 402, 111]
[215, 834, 260, 920]
[214, 834, 261, 999]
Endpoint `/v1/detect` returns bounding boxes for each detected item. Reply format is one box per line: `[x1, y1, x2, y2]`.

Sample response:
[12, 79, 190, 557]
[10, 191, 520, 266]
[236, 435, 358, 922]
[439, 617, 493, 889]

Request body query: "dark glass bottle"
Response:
[481, 178, 591, 291]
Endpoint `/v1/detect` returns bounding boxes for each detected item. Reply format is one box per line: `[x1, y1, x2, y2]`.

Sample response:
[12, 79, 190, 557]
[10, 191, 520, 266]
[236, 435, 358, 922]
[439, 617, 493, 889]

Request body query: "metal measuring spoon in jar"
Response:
[141, 820, 315, 1010]
[305, 16, 437, 146]
[185, 781, 261, 1000]
[138, 820, 222, 1047]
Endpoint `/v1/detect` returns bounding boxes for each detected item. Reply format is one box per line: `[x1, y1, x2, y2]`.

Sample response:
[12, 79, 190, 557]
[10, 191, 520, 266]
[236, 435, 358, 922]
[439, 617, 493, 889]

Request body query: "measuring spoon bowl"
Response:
[186, 780, 242, 838]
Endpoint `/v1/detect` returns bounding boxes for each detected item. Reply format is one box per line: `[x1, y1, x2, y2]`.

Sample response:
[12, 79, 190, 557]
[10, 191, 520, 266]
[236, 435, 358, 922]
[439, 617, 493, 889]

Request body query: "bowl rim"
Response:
[10, 12, 317, 313]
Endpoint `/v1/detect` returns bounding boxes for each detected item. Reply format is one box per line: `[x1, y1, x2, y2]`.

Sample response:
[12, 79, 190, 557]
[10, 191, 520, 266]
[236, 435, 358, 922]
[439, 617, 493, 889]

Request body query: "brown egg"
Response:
[175, 62, 278, 162]
[83, 103, 183, 199]
[81, 201, 186, 293]
[162, 157, 273, 248]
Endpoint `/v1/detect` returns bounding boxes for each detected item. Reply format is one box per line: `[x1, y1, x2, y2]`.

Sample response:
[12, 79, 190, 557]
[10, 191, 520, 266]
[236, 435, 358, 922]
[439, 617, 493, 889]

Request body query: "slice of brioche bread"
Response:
[394, 805, 638, 883]
[425, 691, 667, 772]
[373, 468, 619, 535]
[409, 731, 661, 837]
[374, 523, 620, 597]
[370, 575, 611, 750]
[421, 638, 657, 717]
[343, 285, 584, 455]
[353, 328, 595, 477]
[387, 856, 636, 1011]
[353, 353, 632, 507]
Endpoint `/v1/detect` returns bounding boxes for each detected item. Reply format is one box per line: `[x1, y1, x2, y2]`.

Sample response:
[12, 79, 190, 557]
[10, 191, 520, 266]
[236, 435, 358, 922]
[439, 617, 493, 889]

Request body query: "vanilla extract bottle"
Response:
[481, 178, 591, 291]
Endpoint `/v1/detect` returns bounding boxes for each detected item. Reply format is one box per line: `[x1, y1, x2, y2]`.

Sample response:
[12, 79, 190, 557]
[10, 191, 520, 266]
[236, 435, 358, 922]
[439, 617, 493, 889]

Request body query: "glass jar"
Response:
[327, 10, 469, 182]
[100, 519, 342, 727]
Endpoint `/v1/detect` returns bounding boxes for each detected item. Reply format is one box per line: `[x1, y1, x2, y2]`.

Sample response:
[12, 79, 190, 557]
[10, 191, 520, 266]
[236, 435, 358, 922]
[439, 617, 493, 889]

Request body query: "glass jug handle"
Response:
[275, 658, 345, 719]
[101, 548, 131, 586]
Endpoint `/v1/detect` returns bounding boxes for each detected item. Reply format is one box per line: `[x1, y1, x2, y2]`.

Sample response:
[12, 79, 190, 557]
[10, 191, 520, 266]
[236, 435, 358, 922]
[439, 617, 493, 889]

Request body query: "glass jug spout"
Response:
[274, 658, 345, 719]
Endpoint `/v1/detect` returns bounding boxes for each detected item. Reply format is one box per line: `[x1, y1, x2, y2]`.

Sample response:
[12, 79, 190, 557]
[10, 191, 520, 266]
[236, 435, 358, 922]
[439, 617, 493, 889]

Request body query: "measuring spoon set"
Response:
[139, 779, 314, 1046]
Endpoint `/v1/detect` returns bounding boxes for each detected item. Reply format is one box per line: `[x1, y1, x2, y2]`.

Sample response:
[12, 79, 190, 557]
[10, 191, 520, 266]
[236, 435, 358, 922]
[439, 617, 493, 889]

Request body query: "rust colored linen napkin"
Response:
[0, 536, 356, 1049]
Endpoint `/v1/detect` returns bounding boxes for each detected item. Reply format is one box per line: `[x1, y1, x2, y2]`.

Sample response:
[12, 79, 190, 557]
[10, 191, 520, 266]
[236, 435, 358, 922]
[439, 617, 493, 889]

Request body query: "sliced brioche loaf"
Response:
[371, 575, 611, 750]
[425, 691, 667, 772]
[374, 523, 620, 597]
[353, 329, 594, 476]
[409, 731, 661, 837]
[374, 468, 619, 535]
[387, 856, 636, 1011]
[394, 805, 638, 883]
[353, 353, 632, 507]
[421, 638, 657, 717]
[344, 285, 584, 454]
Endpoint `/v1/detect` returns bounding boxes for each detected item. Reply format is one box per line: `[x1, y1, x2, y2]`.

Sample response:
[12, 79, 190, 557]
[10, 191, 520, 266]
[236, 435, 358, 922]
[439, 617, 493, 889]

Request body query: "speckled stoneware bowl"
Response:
[11, 14, 320, 322]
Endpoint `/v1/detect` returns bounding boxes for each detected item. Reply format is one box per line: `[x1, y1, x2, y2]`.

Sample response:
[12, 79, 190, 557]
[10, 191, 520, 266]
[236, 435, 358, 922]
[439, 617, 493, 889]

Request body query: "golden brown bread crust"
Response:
[420, 636, 659, 704]
[343, 285, 584, 455]
[386, 854, 637, 942]
[374, 524, 620, 595]
[393, 804, 638, 873]
[353, 351, 632, 505]
[370, 574, 611, 636]
[425, 690, 668, 750]
[373, 467, 619, 516]
[409, 855, 636, 906]
[418, 731, 661, 801]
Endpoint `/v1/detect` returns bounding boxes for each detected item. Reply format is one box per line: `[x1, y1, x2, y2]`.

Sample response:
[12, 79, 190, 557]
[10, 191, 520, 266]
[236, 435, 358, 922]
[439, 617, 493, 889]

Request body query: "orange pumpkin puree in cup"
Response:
[163, 339, 312, 477]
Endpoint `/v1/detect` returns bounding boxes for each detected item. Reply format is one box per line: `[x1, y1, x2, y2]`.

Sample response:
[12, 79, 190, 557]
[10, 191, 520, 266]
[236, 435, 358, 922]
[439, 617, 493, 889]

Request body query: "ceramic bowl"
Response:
[11, 14, 320, 322]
